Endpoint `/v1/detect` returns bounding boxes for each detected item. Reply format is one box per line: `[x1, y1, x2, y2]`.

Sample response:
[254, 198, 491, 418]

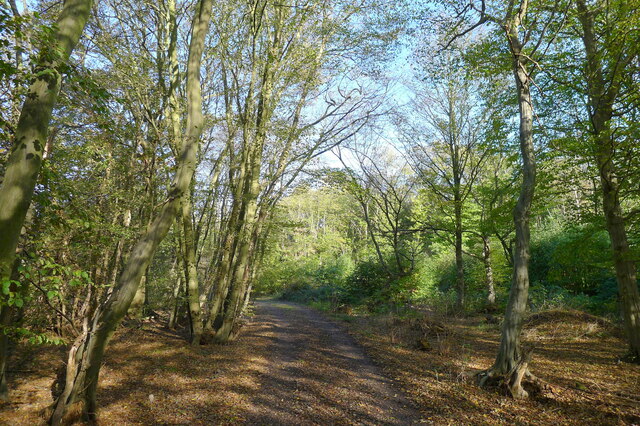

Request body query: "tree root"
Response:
[477, 347, 544, 399]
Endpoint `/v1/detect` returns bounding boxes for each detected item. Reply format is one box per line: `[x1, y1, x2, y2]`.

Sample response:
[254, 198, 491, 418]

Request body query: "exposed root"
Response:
[477, 347, 546, 399]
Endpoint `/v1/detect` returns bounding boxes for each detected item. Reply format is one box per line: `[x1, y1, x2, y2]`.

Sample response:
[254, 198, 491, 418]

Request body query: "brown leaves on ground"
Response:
[0, 301, 421, 425]
[1, 305, 638, 425]
[0, 315, 274, 425]
[335, 308, 640, 425]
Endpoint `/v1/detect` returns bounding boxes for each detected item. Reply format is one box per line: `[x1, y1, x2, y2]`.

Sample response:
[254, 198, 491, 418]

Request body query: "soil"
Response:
[240, 300, 422, 425]
[0, 300, 423, 425]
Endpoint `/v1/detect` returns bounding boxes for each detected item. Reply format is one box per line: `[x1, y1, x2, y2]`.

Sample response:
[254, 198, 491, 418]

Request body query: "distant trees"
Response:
[398, 62, 494, 310]
[335, 143, 419, 281]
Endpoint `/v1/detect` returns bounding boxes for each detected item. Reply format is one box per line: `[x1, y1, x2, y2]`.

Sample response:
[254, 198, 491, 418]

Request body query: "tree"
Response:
[335, 143, 419, 281]
[572, 0, 640, 360]
[203, 0, 381, 343]
[398, 58, 493, 310]
[49, 0, 215, 420]
[440, 0, 568, 397]
[0, 0, 93, 402]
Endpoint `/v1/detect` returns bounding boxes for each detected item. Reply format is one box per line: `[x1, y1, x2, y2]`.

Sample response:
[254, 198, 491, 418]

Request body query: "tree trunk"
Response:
[600, 179, 640, 359]
[128, 274, 146, 318]
[0, 305, 11, 401]
[213, 178, 267, 342]
[48, 0, 214, 421]
[576, 0, 640, 360]
[167, 257, 181, 329]
[182, 196, 202, 345]
[454, 200, 465, 310]
[213, 218, 255, 342]
[490, 14, 536, 382]
[0, 0, 92, 404]
[204, 206, 240, 333]
[483, 235, 496, 309]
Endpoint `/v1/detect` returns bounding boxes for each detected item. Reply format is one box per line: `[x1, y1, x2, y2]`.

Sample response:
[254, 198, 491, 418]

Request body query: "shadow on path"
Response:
[243, 300, 422, 425]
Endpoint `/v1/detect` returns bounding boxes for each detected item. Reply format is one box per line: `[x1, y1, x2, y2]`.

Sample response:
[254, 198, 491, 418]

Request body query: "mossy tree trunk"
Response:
[0, 0, 93, 402]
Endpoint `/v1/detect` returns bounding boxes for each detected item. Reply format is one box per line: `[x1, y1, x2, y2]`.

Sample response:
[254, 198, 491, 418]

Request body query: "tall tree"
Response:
[441, 0, 567, 396]
[49, 0, 215, 420]
[574, 0, 640, 360]
[204, 0, 380, 343]
[399, 61, 493, 310]
[0, 0, 93, 402]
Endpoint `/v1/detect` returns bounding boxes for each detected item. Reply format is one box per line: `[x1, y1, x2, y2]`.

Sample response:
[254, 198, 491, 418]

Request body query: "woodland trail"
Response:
[241, 300, 423, 425]
[0, 300, 425, 425]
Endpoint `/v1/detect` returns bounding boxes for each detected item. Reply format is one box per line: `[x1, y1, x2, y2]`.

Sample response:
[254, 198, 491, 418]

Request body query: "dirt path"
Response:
[242, 300, 422, 425]
[0, 300, 423, 425]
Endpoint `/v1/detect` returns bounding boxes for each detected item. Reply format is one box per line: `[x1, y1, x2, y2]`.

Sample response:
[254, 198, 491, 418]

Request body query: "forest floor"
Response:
[330, 306, 640, 425]
[0, 299, 421, 425]
[0, 300, 639, 425]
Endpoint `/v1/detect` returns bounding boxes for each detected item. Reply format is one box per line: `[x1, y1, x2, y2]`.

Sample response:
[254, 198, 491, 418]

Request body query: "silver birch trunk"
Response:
[483, 236, 496, 309]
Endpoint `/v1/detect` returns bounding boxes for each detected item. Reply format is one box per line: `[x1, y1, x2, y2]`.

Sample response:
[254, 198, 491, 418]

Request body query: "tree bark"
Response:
[576, 0, 640, 360]
[0, 305, 11, 401]
[48, 0, 214, 421]
[167, 256, 181, 329]
[455, 199, 465, 310]
[491, 4, 536, 381]
[182, 196, 203, 345]
[128, 274, 146, 318]
[0, 0, 92, 403]
[483, 235, 496, 309]
[213, 199, 259, 342]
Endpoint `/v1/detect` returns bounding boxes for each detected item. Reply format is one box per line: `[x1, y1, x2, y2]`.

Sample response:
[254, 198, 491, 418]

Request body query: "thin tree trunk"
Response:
[490, 6, 536, 388]
[48, 0, 214, 420]
[213, 170, 266, 342]
[213, 214, 256, 342]
[455, 199, 465, 310]
[204, 206, 240, 333]
[167, 275, 182, 329]
[0, 305, 11, 401]
[483, 235, 496, 309]
[182, 196, 202, 345]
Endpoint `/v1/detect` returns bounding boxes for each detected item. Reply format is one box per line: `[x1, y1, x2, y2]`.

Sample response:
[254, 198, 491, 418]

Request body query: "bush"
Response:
[267, 255, 353, 306]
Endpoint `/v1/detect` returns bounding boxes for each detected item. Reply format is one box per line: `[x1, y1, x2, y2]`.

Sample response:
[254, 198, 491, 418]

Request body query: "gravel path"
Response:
[242, 300, 423, 425]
